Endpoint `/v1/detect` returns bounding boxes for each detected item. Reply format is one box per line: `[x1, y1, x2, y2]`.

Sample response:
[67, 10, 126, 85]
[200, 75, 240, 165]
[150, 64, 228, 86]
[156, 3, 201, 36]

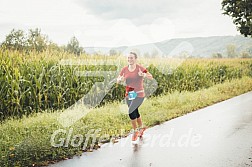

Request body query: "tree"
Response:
[0, 28, 50, 52]
[240, 51, 251, 58]
[227, 44, 237, 58]
[212, 53, 223, 58]
[1, 29, 28, 51]
[222, 0, 252, 37]
[27, 28, 48, 52]
[109, 49, 117, 56]
[47, 41, 61, 52]
[66, 36, 84, 55]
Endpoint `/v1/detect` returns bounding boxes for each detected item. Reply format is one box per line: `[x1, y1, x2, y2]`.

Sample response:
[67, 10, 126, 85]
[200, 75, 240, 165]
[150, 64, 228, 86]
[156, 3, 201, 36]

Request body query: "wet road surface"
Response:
[50, 91, 252, 167]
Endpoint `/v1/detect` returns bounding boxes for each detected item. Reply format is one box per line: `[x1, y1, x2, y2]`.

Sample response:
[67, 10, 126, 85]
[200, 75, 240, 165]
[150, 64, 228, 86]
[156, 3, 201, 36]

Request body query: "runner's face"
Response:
[127, 54, 136, 65]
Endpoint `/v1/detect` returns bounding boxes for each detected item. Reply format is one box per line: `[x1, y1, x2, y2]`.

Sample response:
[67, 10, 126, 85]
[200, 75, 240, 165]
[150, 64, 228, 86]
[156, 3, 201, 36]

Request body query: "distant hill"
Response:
[84, 35, 252, 57]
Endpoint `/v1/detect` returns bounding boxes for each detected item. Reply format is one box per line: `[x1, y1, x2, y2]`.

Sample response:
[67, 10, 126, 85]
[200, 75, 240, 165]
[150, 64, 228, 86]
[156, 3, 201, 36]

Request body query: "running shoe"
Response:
[132, 130, 139, 141]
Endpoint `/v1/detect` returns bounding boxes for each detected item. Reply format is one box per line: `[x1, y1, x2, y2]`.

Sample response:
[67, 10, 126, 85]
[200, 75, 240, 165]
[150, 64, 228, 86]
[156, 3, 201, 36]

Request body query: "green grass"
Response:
[1, 76, 252, 166]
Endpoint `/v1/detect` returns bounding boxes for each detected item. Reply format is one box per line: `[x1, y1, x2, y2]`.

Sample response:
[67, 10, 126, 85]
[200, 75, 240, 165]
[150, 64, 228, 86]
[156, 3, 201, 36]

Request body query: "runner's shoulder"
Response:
[137, 64, 147, 72]
[120, 66, 128, 73]
[136, 64, 142, 68]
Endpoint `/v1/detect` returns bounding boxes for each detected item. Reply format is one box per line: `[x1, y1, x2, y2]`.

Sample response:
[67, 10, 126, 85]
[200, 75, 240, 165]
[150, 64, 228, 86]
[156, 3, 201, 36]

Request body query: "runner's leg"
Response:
[126, 98, 138, 130]
[128, 97, 144, 128]
[137, 116, 143, 127]
[126, 97, 145, 140]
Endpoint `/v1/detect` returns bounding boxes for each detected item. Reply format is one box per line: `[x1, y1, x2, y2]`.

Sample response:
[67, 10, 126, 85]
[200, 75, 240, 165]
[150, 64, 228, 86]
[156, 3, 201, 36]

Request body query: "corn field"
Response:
[1, 49, 252, 120]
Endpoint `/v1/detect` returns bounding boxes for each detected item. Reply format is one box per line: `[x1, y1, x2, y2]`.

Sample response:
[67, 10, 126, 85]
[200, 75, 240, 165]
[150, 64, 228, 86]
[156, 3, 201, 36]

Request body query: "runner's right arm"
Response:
[117, 73, 125, 84]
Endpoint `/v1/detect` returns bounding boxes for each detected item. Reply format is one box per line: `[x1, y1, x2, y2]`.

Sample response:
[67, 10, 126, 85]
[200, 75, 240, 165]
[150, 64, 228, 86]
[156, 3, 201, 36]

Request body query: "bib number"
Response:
[128, 91, 137, 100]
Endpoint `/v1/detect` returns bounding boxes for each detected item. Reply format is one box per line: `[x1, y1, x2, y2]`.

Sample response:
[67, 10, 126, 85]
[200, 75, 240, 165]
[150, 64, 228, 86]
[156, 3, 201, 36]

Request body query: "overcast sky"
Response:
[0, 0, 239, 47]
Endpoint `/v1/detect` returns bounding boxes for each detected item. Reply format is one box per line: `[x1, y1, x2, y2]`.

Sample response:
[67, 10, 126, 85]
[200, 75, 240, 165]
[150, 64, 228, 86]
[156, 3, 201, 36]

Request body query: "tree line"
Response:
[0, 28, 84, 55]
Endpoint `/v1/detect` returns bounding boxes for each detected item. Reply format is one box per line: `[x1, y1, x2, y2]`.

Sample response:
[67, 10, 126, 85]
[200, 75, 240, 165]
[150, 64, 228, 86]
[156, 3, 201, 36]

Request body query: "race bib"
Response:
[128, 91, 137, 100]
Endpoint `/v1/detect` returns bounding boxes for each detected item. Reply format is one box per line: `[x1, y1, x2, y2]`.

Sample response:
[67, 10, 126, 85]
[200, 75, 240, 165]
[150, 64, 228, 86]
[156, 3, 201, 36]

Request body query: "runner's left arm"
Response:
[139, 66, 153, 80]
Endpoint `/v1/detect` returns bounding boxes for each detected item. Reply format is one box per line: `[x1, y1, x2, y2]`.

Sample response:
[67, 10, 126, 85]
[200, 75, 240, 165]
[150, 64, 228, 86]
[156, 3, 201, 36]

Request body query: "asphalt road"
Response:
[50, 91, 252, 167]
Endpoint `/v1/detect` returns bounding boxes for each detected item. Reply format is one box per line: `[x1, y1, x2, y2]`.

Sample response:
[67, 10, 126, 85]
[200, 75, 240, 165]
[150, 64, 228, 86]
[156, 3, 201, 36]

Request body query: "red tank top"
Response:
[119, 64, 148, 98]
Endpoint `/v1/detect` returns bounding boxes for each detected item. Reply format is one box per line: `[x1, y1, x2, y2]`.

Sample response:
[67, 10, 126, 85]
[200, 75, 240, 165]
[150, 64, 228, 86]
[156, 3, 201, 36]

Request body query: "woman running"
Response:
[117, 52, 153, 141]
